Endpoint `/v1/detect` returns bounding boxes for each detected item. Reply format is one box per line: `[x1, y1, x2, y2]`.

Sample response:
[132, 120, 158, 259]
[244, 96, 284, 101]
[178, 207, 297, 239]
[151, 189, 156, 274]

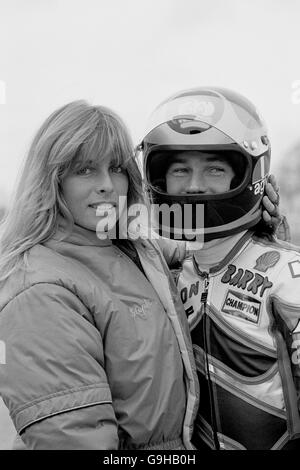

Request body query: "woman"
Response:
[0, 101, 199, 450]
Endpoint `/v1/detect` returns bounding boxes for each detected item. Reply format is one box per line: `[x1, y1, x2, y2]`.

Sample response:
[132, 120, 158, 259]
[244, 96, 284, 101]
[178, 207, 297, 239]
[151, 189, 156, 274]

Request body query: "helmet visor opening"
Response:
[148, 149, 249, 200]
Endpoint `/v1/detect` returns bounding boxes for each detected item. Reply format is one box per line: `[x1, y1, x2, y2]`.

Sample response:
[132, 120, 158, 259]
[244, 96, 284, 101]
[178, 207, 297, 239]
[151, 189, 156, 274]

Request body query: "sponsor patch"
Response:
[254, 251, 280, 272]
[288, 260, 300, 278]
[221, 264, 273, 297]
[222, 290, 261, 324]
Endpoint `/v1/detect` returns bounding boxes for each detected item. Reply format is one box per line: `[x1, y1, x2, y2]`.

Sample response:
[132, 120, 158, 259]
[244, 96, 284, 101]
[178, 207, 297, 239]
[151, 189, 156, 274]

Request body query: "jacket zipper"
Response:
[201, 272, 220, 450]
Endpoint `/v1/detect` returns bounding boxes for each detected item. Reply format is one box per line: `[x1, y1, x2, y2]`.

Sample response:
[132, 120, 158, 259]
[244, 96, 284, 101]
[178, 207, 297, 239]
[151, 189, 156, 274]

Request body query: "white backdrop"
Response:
[0, 0, 300, 203]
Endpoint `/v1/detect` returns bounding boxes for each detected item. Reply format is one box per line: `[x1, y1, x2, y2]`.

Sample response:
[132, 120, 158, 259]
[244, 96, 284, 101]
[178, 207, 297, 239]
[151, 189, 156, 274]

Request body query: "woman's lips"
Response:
[89, 203, 117, 215]
[89, 202, 115, 208]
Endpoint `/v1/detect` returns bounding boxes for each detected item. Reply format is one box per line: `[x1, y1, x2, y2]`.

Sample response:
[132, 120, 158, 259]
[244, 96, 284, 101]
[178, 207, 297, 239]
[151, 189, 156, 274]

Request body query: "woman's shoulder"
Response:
[28, 243, 90, 283]
[0, 243, 95, 312]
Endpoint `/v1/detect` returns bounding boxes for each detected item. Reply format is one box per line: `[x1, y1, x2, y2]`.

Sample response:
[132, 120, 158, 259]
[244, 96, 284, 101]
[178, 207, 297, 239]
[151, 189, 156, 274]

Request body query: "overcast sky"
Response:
[0, 0, 300, 205]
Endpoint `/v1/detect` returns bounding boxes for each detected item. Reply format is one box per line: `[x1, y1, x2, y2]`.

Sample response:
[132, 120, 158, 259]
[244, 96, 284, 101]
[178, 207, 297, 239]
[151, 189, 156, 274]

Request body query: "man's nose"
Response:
[186, 172, 207, 193]
[95, 170, 114, 193]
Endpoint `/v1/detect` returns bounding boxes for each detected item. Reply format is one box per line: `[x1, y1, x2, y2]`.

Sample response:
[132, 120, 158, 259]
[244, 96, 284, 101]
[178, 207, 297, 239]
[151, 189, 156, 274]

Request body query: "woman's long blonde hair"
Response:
[0, 100, 143, 282]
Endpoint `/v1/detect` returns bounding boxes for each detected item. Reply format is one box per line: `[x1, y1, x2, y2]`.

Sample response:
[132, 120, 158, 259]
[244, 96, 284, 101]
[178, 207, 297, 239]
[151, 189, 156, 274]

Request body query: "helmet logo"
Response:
[178, 99, 215, 119]
[252, 158, 267, 183]
[253, 179, 266, 196]
[254, 251, 280, 272]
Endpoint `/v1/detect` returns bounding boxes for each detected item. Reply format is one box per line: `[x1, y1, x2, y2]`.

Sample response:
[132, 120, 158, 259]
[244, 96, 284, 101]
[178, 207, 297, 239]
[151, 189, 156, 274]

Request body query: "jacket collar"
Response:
[192, 230, 254, 276]
[51, 216, 113, 247]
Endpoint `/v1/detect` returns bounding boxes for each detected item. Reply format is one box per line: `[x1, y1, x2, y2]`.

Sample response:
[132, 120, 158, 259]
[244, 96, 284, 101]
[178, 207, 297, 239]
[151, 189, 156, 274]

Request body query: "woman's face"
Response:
[62, 155, 128, 233]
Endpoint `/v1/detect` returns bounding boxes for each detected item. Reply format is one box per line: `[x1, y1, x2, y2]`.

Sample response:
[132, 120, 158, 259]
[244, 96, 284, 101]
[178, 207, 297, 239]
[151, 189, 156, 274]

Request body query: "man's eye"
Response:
[171, 167, 188, 175]
[209, 167, 225, 175]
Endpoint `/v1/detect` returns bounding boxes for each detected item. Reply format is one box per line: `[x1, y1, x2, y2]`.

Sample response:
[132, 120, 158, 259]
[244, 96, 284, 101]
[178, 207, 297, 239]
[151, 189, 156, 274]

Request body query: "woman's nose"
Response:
[95, 170, 114, 193]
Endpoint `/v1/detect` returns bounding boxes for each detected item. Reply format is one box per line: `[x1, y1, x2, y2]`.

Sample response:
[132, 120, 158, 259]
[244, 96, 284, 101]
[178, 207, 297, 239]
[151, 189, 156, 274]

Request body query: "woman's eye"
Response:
[171, 167, 188, 175]
[110, 165, 125, 174]
[76, 167, 94, 176]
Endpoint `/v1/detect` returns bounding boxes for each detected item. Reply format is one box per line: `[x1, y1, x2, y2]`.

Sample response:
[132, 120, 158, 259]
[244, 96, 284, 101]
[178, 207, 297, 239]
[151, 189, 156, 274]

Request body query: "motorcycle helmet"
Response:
[140, 87, 270, 241]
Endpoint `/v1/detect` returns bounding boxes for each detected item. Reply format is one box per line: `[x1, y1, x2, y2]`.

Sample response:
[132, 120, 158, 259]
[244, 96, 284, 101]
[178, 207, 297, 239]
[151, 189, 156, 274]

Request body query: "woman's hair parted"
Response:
[0, 100, 143, 282]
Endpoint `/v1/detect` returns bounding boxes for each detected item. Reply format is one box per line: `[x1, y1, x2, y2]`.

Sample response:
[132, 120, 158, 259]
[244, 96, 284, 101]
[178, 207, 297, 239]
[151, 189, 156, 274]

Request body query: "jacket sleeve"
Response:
[271, 260, 300, 414]
[0, 283, 118, 450]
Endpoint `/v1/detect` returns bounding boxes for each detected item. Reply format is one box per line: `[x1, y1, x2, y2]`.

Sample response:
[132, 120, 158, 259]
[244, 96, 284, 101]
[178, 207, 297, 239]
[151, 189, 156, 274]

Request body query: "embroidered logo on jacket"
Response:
[222, 290, 261, 324]
[221, 264, 273, 298]
[129, 299, 153, 319]
[254, 251, 280, 272]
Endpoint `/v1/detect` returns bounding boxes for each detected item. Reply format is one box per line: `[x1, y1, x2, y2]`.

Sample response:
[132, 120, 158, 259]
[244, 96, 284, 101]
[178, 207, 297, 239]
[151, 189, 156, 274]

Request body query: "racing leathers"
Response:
[173, 230, 300, 450]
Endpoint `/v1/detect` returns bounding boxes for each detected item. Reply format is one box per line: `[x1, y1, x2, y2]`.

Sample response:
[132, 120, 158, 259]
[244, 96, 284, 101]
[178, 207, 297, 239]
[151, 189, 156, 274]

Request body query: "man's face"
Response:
[165, 151, 235, 195]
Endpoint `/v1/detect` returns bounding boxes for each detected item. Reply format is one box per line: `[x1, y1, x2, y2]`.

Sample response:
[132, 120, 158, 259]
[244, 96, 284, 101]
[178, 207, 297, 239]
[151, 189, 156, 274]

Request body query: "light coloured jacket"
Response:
[0, 224, 199, 450]
[174, 231, 300, 449]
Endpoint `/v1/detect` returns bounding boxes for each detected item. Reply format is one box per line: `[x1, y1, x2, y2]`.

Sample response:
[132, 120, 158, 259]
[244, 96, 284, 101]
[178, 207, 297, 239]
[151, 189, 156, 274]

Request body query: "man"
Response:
[140, 87, 300, 450]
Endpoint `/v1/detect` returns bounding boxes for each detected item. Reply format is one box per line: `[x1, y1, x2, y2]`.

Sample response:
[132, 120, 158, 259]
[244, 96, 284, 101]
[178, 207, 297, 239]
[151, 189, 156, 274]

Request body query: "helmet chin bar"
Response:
[157, 216, 262, 242]
[150, 193, 262, 242]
